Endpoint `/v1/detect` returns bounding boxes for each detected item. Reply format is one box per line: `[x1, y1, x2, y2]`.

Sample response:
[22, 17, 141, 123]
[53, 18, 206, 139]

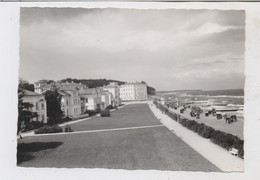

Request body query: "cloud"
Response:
[19, 8, 245, 90]
[192, 22, 243, 36]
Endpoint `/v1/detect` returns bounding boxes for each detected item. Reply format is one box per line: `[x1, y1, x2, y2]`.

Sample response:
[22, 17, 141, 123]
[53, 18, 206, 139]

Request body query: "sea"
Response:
[155, 89, 244, 120]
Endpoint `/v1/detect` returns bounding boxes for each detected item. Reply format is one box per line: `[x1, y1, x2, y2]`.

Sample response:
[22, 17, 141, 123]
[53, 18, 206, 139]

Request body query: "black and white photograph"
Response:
[15, 7, 246, 173]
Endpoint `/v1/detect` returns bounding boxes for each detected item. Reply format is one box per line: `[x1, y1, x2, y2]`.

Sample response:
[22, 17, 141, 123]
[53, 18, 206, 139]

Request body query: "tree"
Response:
[147, 86, 156, 95]
[44, 89, 64, 124]
[18, 88, 38, 133]
[19, 79, 34, 92]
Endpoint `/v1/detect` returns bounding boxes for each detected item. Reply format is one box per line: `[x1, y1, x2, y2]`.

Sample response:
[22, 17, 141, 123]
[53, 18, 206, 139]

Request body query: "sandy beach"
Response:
[148, 101, 244, 172]
[169, 106, 244, 140]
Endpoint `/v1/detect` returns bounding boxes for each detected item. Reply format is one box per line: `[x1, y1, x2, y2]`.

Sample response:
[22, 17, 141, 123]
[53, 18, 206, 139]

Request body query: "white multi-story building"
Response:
[120, 82, 148, 101]
[21, 90, 48, 123]
[59, 86, 81, 117]
[103, 82, 121, 107]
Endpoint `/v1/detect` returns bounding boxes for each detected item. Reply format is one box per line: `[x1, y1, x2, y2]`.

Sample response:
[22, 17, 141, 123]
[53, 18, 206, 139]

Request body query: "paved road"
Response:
[17, 103, 220, 171]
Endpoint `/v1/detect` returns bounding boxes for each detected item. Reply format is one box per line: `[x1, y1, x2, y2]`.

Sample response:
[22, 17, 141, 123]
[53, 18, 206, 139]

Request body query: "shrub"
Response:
[34, 125, 63, 134]
[24, 121, 44, 131]
[95, 108, 101, 113]
[62, 117, 72, 122]
[190, 123, 200, 133]
[85, 110, 97, 116]
[197, 123, 206, 135]
[200, 126, 214, 139]
[186, 120, 197, 130]
[107, 105, 114, 109]
[100, 109, 110, 117]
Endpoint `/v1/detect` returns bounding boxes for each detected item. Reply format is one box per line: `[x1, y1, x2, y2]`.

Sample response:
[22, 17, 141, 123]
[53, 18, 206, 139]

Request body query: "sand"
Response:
[148, 101, 244, 172]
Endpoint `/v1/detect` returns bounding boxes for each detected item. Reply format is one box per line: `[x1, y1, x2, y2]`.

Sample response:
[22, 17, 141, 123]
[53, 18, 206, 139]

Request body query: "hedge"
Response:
[24, 121, 44, 132]
[100, 109, 110, 117]
[34, 125, 63, 134]
[85, 110, 97, 116]
[153, 100, 244, 158]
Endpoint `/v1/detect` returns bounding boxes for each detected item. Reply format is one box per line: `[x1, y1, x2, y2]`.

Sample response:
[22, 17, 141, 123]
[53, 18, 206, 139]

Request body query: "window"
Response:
[35, 103, 39, 110]
[85, 98, 88, 103]
[41, 114, 45, 121]
[66, 99, 69, 106]
[41, 103, 45, 110]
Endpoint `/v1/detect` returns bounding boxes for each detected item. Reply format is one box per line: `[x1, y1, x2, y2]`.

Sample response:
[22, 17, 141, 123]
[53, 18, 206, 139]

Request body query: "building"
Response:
[98, 89, 110, 110]
[58, 90, 71, 117]
[21, 90, 48, 123]
[59, 86, 81, 117]
[103, 82, 121, 107]
[102, 90, 113, 108]
[79, 88, 100, 111]
[34, 81, 86, 94]
[120, 82, 147, 101]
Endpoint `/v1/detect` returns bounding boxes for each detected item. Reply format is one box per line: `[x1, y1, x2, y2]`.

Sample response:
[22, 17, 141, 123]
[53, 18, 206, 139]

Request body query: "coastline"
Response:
[147, 101, 244, 172]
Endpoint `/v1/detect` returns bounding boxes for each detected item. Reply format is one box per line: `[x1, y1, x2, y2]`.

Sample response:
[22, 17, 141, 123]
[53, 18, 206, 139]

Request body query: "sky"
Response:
[19, 8, 245, 91]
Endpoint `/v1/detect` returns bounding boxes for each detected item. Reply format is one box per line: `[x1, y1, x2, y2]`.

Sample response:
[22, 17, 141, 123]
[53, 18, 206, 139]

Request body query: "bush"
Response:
[85, 110, 97, 116]
[100, 109, 110, 117]
[210, 130, 243, 156]
[197, 123, 206, 135]
[186, 120, 197, 130]
[62, 117, 72, 122]
[190, 123, 200, 133]
[200, 126, 214, 139]
[24, 121, 44, 131]
[107, 105, 114, 109]
[34, 125, 63, 134]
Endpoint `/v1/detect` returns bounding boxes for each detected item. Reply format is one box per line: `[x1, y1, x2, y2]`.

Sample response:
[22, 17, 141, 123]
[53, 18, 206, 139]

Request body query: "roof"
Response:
[121, 82, 146, 86]
[79, 88, 97, 95]
[59, 86, 79, 91]
[22, 89, 44, 96]
[58, 90, 71, 96]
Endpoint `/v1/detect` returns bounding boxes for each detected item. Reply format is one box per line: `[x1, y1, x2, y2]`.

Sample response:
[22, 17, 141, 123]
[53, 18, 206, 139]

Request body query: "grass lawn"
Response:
[17, 103, 220, 172]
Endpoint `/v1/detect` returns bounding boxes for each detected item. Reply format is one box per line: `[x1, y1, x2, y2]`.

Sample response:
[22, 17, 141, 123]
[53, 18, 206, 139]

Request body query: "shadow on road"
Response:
[17, 141, 63, 164]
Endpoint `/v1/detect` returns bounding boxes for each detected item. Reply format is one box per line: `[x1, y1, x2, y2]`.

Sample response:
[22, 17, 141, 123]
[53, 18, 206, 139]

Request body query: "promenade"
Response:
[17, 103, 219, 171]
[149, 102, 244, 172]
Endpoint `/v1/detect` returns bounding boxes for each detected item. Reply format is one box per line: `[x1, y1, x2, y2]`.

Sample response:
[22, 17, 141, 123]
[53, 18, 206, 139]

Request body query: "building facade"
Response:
[120, 82, 148, 101]
[103, 82, 121, 107]
[79, 88, 100, 111]
[21, 90, 48, 123]
[59, 86, 81, 118]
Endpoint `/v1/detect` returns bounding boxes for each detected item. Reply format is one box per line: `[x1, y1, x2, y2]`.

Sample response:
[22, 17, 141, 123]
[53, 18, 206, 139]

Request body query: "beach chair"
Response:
[231, 115, 237, 122]
[229, 148, 238, 156]
[216, 114, 222, 119]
